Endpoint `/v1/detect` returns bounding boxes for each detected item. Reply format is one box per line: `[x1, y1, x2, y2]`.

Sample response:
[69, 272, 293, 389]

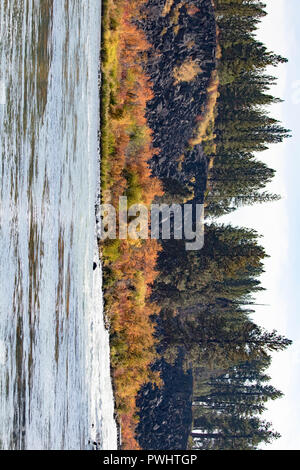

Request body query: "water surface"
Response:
[0, 0, 117, 450]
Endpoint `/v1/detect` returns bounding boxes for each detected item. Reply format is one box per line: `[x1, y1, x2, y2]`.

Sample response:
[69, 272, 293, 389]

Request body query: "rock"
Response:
[140, 0, 216, 194]
[136, 0, 217, 450]
[137, 355, 193, 450]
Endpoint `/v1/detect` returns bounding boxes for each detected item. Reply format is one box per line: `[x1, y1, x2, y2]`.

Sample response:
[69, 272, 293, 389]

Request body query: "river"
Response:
[0, 0, 117, 450]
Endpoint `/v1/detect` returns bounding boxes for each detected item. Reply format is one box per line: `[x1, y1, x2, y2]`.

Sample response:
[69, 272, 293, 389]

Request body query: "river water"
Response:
[0, 0, 117, 450]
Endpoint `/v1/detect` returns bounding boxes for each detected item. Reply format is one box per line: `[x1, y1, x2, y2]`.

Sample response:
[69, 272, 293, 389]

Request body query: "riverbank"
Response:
[100, 0, 220, 450]
[100, 0, 163, 450]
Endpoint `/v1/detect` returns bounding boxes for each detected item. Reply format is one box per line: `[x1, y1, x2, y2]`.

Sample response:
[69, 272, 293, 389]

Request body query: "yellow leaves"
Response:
[171, 1, 186, 24]
[189, 70, 220, 146]
[177, 153, 185, 172]
[173, 24, 180, 35]
[185, 39, 195, 50]
[160, 26, 168, 37]
[173, 59, 202, 85]
[216, 43, 222, 60]
[102, 0, 163, 450]
[162, 0, 175, 17]
[133, 271, 147, 307]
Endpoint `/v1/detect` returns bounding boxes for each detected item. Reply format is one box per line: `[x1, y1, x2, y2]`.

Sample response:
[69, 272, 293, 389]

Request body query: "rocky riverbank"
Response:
[136, 0, 217, 450]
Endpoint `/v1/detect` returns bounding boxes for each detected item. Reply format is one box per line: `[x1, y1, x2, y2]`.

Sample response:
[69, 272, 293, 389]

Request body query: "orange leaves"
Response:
[102, 0, 163, 450]
[105, 2, 162, 207]
[120, 414, 141, 450]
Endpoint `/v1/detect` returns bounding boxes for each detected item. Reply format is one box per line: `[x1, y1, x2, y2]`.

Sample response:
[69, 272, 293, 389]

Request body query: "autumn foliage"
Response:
[101, 0, 163, 449]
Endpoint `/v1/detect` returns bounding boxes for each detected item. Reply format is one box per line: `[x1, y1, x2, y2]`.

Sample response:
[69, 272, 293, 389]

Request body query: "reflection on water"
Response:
[0, 0, 117, 450]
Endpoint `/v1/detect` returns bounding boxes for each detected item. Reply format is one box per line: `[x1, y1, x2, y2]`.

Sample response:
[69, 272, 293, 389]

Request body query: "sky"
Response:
[221, 0, 300, 450]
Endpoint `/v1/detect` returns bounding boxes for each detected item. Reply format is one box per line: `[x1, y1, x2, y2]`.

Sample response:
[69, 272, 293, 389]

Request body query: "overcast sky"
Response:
[220, 0, 300, 450]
